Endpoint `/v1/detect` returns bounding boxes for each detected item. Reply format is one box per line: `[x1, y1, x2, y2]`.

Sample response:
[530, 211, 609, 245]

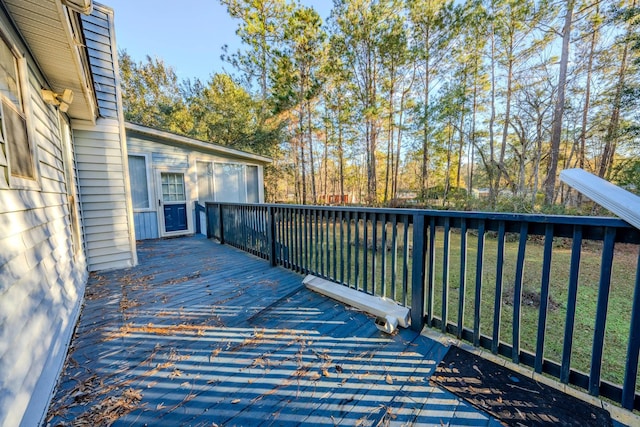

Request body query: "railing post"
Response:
[410, 213, 427, 332]
[206, 203, 213, 239]
[218, 203, 225, 245]
[268, 206, 277, 267]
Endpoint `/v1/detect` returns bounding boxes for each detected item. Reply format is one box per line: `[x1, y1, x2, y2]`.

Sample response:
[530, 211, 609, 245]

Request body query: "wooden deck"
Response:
[47, 236, 500, 426]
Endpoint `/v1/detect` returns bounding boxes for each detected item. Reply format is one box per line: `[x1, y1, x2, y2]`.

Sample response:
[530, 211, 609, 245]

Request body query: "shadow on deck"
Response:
[47, 236, 499, 426]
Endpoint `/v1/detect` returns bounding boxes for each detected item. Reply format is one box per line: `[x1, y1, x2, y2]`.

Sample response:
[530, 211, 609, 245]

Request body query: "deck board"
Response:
[47, 236, 496, 426]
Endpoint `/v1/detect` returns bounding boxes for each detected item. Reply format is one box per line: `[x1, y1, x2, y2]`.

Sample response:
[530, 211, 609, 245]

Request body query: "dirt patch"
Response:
[502, 286, 560, 311]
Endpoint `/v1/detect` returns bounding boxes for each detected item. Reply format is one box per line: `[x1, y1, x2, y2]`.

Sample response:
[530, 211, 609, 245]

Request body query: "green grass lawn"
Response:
[278, 217, 639, 389]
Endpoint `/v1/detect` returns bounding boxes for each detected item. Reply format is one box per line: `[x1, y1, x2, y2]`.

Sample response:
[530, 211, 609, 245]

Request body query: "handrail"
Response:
[205, 202, 640, 411]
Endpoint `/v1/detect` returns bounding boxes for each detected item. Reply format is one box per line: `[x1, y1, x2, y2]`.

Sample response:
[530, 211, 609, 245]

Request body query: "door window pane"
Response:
[161, 173, 185, 202]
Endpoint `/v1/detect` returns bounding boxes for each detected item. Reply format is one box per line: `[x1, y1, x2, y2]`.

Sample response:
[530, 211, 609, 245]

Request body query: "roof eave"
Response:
[124, 122, 273, 165]
[3, 0, 98, 122]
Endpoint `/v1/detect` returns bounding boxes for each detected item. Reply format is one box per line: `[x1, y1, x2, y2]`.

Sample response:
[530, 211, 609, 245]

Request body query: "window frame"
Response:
[127, 152, 154, 212]
[0, 31, 39, 190]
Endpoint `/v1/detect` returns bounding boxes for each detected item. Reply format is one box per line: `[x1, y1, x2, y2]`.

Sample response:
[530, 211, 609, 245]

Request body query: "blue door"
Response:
[163, 204, 187, 232]
[160, 172, 188, 233]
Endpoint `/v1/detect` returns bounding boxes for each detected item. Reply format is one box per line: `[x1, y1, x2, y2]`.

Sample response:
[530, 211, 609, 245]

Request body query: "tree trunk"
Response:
[384, 65, 396, 203]
[544, 0, 574, 205]
[421, 26, 431, 199]
[488, 21, 497, 206]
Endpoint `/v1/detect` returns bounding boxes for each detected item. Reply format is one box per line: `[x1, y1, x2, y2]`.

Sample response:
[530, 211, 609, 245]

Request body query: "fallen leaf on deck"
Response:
[386, 374, 393, 384]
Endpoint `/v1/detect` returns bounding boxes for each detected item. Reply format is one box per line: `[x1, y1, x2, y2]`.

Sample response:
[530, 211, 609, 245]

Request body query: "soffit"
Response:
[3, 0, 96, 121]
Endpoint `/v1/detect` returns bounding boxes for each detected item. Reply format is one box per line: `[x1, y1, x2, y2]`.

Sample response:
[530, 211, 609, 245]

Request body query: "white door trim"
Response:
[155, 168, 193, 238]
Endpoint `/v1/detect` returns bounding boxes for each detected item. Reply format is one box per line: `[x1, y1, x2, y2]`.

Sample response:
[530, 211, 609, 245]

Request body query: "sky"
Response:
[105, 0, 333, 83]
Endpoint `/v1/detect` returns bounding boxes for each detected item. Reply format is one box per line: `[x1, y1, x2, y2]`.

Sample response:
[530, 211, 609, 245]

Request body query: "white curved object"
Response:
[560, 168, 640, 230]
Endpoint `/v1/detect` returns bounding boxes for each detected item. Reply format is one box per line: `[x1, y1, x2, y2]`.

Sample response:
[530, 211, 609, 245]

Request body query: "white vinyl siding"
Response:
[81, 9, 118, 119]
[73, 120, 134, 271]
[0, 13, 87, 427]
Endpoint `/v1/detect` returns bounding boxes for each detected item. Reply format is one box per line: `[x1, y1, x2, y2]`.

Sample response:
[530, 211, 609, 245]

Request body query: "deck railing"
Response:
[205, 202, 640, 411]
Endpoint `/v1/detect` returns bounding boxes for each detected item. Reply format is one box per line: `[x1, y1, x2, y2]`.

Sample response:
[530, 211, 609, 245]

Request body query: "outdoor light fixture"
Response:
[41, 88, 74, 113]
[61, 0, 93, 15]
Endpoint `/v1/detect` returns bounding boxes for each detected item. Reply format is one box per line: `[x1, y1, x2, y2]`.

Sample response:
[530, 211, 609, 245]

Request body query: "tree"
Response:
[408, 0, 453, 199]
[119, 51, 191, 134]
[185, 74, 259, 151]
[220, 0, 290, 118]
[597, 0, 638, 179]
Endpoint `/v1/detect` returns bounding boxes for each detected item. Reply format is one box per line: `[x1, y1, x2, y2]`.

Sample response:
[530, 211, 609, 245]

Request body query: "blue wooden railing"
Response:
[205, 202, 640, 411]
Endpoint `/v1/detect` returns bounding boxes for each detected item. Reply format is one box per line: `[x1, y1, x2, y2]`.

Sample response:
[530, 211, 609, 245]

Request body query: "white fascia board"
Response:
[303, 274, 411, 328]
[560, 168, 640, 230]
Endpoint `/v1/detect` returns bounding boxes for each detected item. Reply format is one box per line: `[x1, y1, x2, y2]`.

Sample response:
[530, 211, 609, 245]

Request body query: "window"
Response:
[0, 35, 35, 187]
[247, 165, 259, 203]
[197, 160, 214, 202]
[128, 155, 150, 210]
[214, 163, 246, 203]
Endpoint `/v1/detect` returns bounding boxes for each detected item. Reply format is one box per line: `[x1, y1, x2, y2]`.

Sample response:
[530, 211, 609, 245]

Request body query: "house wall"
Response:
[72, 5, 136, 271]
[127, 133, 266, 240]
[0, 11, 87, 427]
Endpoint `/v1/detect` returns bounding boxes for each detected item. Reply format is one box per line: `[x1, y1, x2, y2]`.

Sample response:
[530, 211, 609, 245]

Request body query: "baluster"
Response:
[457, 218, 467, 339]
[427, 217, 436, 326]
[492, 221, 506, 354]
[372, 213, 378, 296]
[622, 248, 640, 410]
[411, 213, 427, 332]
[381, 213, 387, 298]
[535, 224, 555, 373]
[473, 220, 485, 347]
[589, 227, 616, 396]
[560, 225, 582, 383]
[363, 212, 369, 294]
[391, 214, 398, 302]
[339, 210, 345, 284]
[441, 217, 451, 333]
[512, 222, 528, 364]
[346, 211, 352, 287]
[332, 210, 337, 280]
[402, 215, 409, 307]
[355, 211, 360, 290]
